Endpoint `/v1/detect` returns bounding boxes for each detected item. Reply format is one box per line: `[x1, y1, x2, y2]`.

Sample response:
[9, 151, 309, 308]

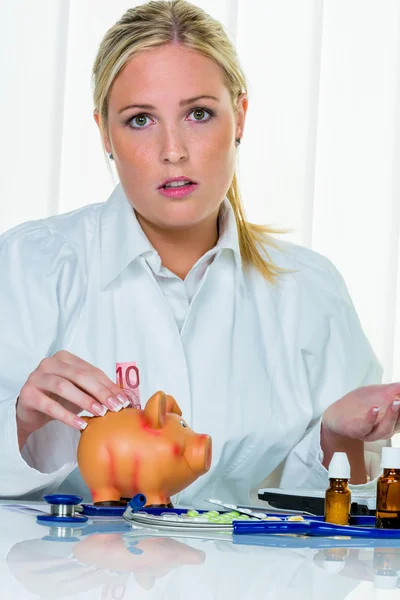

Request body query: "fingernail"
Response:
[116, 393, 131, 408]
[393, 400, 400, 412]
[75, 417, 88, 430]
[108, 397, 123, 411]
[372, 406, 380, 413]
[92, 403, 108, 417]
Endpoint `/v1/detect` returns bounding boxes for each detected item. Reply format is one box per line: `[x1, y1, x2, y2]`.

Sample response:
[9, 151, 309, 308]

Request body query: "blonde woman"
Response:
[0, 0, 398, 506]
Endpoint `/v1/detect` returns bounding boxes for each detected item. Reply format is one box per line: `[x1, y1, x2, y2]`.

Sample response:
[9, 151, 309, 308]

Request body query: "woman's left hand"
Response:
[322, 383, 400, 442]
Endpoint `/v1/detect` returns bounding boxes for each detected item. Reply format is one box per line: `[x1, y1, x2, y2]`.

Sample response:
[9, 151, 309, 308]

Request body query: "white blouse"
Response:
[0, 183, 385, 507]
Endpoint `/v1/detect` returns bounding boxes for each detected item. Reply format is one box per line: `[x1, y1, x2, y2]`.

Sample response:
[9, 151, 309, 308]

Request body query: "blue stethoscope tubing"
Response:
[233, 534, 400, 548]
[232, 519, 400, 538]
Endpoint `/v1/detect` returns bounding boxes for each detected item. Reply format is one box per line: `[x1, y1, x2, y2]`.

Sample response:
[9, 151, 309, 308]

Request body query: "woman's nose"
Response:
[160, 132, 188, 163]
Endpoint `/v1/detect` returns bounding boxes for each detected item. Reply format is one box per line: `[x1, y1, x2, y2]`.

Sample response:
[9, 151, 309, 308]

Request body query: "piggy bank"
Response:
[77, 390, 212, 506]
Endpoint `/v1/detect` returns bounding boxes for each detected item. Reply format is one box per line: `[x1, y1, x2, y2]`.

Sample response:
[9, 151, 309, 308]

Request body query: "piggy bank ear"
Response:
[144, 391, 168, 429]
[144, 391, 183, 428]
[165, 394, 182, 416]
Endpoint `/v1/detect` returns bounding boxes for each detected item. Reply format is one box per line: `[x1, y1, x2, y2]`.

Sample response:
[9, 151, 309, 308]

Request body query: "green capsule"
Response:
[187, 510, 199, 517]
[208, 516, 222, 523]
[227, 511, 240, 517]
[206, 511, 220, 517]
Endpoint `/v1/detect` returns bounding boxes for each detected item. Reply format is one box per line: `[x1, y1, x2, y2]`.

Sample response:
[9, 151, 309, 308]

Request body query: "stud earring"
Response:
[235, 138, 241, 147]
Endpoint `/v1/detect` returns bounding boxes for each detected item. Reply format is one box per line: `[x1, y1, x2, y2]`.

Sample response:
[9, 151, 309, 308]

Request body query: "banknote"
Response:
[116, 362, 141, 408]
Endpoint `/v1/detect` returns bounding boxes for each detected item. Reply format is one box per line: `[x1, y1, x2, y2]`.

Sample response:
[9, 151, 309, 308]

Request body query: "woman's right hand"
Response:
[16, 350, 131, 449]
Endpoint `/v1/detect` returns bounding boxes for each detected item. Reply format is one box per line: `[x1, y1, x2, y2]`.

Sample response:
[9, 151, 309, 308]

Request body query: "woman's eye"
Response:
[126, 108, 213, 129]
[130, 114, 151, 128]
[188, 108, 212, 122]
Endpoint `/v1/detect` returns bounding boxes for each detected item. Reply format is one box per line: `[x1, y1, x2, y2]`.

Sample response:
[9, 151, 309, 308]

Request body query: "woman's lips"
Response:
[158, 183, 199, 199]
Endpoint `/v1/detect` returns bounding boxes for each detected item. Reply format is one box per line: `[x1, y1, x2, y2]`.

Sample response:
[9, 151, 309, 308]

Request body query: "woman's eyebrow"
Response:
[118, 95, 219, 114]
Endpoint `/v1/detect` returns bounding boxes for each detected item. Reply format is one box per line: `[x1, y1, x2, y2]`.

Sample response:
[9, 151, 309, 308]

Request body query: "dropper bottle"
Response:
[376, 447, 400, 529]
[373, 547, 400, 593]
[324, 452, 351, 525]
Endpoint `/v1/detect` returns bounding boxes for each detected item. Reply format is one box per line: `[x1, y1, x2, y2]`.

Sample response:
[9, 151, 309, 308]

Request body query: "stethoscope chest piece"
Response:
[36, 494, 89, 525]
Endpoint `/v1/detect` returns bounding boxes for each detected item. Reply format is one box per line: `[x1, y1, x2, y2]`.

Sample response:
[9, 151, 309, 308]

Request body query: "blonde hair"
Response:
[92, 0, 289, 282]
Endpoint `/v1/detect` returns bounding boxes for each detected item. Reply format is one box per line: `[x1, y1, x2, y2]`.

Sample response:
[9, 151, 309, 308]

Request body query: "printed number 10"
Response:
[116, 365, 140, 389]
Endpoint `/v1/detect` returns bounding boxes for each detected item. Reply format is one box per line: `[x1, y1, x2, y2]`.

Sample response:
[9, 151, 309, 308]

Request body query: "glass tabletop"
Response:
[1, 501, 400, 599]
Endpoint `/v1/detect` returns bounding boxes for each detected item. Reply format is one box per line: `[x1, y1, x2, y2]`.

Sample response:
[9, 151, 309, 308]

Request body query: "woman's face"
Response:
[95, 43, 248, 231]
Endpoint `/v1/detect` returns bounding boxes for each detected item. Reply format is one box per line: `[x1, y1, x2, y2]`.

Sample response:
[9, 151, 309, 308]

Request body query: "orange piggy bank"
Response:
[77, 390, 212, 506]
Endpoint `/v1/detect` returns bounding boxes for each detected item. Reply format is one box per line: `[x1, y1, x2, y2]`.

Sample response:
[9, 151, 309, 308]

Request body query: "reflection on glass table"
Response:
[2, 504, 400, 600]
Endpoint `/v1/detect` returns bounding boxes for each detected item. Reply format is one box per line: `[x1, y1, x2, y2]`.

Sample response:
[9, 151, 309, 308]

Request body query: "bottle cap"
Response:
[373, 574, 398, 589]
[322, 559, 345, 574]
[380, 446, 400, 469]
[328, 452, 351, 479]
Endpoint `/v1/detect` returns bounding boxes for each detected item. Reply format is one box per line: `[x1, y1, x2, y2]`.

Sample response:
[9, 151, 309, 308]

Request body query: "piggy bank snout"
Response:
[184, 434, 212, 476]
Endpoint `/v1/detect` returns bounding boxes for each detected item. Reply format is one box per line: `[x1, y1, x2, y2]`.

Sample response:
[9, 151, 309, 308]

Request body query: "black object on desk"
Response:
[257, 489, 375, 516]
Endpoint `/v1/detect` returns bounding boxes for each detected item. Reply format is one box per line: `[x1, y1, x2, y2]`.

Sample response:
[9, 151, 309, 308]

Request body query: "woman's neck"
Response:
[135, 209, 220, 280]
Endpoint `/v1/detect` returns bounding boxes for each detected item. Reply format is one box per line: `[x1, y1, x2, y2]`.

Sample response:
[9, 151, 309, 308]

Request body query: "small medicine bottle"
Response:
[375, 446, 400, 530]
[324, 452, 351, 525]
[321, 547, 349, 575]
[373, 547, 400, 591]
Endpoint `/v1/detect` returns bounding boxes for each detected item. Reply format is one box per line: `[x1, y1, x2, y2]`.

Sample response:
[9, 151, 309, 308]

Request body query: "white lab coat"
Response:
[0, 184, 385, 507]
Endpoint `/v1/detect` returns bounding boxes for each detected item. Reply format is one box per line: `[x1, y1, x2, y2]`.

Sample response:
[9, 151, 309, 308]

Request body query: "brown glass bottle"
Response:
[373, 547, 400, 589]
[373, 547, 400, 572]
[321, 548, 349, 575]
[325, 479, 351, 525]
[376, 468, 400, 529]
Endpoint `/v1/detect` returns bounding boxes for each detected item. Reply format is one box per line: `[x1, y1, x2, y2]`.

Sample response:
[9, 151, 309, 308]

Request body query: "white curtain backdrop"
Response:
[1, 1, 399, 394]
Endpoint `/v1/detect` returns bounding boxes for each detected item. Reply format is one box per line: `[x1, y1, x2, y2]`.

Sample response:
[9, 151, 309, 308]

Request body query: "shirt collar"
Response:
[100, 183, 244, 289]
